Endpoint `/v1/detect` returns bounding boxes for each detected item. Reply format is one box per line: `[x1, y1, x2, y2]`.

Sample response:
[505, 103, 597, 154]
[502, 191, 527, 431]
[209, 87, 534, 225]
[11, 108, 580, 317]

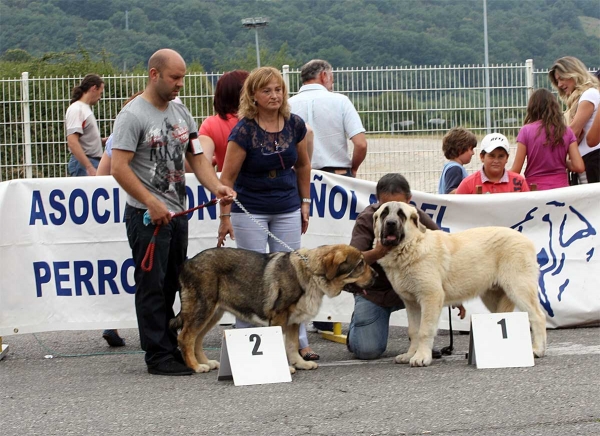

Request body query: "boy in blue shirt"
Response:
[438, 127, 477, 194]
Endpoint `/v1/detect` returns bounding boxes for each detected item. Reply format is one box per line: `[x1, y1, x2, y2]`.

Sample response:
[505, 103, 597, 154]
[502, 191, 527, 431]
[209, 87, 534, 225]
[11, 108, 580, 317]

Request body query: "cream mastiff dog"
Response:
[373, 201, 547, 367]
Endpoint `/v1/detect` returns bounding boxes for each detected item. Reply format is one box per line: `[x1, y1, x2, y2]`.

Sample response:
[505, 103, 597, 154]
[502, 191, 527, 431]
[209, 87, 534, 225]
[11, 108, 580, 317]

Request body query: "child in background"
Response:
[438, 127, 477, 194]
[510, 89, 584, 190]
[456, 133, 529, 194]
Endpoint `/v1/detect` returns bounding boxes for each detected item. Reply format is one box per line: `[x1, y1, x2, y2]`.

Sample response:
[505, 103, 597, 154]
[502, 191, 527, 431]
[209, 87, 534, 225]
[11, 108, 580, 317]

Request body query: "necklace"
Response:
[256, 114, 285, 169]
[257, 115, 280, 147]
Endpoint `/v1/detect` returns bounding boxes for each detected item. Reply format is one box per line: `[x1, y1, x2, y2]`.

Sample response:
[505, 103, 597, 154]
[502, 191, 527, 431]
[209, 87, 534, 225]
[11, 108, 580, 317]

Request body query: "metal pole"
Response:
[526, 59, 534, 99]
[242, 17, 268, 68]
[22, 72, 32, 178]
[124, 10, 129, 72]
[483, 0, 491, 134]
[254, 28, 261, 68]
[282, 65, 290, 95]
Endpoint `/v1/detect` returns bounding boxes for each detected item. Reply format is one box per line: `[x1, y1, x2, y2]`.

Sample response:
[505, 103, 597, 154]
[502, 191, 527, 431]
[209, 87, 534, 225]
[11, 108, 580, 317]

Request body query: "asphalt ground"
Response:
[1, 324, 599, 436]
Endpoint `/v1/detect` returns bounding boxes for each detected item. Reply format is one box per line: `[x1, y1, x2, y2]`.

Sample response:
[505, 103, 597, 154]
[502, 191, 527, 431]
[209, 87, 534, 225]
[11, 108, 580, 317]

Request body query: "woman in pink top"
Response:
[199, 70, 249, 171]
[511, 89, 584, 190]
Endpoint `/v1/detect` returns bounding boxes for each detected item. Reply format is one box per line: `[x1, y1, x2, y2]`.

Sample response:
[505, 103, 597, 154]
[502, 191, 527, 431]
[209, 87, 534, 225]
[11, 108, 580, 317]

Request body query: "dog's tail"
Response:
[169, 312, 183, 330]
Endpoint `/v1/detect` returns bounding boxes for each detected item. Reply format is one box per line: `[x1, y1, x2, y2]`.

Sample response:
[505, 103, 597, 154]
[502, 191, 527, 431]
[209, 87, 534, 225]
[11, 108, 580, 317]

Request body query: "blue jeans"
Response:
[231, 210, 310, 349]
[125, 205, 188, 367]
[68, 154, 99, 176]
[347, 294, 404, 360]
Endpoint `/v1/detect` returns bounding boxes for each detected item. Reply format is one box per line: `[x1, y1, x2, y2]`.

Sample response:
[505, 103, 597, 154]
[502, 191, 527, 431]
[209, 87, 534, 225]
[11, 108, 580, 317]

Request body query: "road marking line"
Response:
[546, 342, 600, 355]
[317, 343, 600, 367]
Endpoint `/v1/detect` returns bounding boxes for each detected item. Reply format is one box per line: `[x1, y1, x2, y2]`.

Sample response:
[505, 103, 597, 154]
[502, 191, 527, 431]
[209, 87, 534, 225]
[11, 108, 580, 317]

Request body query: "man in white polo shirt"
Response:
[289, 59, 367, 177]
[290, 59, 367, 332]
[65, 74, 105, 176]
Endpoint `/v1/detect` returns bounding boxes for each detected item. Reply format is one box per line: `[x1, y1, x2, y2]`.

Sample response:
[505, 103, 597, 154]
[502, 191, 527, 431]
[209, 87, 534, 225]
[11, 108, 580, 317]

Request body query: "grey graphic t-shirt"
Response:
[112, 97, 198, 213]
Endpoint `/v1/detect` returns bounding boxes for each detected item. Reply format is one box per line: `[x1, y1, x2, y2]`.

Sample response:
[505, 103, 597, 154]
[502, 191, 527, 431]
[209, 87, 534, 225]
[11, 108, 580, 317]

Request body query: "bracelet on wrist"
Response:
[219, 214, 231, 218]
[301, 197, 311, 204]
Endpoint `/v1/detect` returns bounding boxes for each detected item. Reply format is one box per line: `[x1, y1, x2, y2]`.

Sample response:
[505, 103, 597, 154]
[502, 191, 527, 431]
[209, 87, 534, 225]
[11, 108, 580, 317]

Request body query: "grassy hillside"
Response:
[0, 0, 598, 73]
[580, 16, 600, 39]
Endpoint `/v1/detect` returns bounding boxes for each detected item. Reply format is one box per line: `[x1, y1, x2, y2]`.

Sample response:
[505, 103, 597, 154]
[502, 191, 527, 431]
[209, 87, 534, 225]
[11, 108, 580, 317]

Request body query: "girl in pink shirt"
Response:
[511, 89, 584, 190]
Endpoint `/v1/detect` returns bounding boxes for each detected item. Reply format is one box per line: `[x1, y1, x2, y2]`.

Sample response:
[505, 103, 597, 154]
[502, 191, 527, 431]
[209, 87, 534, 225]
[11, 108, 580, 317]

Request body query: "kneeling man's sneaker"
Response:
[148, 358, 193, 376]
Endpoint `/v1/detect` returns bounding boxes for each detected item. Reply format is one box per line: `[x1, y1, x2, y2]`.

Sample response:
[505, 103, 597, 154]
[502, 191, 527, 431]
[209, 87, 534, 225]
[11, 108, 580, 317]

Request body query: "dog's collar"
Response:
[293, 250, 309, 264]
[312, 257, 364, 279]
[348, 258, 364, 275]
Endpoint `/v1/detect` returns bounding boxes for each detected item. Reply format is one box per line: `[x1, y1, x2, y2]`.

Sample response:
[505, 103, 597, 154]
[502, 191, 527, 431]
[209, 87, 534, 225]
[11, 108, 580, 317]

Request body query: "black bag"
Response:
[569, 171, 579, 186]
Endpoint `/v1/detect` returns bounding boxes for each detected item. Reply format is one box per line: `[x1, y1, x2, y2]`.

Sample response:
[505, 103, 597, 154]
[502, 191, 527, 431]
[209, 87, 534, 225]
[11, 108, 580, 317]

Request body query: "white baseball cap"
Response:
[481, 133, 510, 154]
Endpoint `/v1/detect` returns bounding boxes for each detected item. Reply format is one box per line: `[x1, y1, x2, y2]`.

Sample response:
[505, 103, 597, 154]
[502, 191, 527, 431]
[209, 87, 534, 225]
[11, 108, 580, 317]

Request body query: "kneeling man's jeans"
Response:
[347, 294, 404, 360]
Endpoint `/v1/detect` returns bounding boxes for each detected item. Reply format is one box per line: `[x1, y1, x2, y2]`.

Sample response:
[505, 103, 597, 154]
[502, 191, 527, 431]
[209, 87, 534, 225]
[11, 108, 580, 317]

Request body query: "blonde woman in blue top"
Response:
[218, 67, 319, 361]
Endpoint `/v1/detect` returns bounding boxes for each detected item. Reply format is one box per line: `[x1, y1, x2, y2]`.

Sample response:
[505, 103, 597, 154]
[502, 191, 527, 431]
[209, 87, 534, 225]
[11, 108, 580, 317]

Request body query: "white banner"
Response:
[0, 172, 598, 336]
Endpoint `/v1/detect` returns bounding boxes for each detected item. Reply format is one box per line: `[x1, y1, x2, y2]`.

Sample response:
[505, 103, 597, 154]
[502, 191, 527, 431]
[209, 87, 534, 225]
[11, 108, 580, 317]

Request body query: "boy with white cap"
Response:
[456, 133, 530, 194]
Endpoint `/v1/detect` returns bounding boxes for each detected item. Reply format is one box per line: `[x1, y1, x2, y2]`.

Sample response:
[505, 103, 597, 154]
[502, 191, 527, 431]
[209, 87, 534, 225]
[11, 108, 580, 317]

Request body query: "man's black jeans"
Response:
[125, 205, 188, 368]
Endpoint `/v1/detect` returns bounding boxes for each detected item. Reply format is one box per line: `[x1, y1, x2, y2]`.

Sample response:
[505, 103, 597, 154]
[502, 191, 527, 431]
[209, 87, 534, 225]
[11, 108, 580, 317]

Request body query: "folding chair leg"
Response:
[440, 307, 454, 355]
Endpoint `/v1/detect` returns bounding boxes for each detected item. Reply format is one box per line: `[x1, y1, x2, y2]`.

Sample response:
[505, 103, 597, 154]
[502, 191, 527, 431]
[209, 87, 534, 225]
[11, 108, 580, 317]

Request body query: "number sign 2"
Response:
[468, 312, 535, 369]
[249, 334, 263, 355]
[217, 326, 292, 386]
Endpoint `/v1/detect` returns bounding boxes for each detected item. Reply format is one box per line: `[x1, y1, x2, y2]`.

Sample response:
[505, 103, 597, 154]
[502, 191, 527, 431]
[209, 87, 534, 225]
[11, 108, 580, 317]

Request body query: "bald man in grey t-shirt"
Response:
[111, 49, 235, 376]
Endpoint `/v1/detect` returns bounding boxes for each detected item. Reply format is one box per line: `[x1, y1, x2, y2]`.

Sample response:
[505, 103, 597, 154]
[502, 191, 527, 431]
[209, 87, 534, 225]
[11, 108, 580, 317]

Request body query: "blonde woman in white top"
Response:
[549, 56, 600, 184]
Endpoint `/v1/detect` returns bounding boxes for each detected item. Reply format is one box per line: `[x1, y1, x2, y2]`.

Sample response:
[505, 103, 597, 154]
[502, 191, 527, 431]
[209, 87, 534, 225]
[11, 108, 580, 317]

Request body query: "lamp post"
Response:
[483, 0, 491, 134]
[241, 17, 269, 68]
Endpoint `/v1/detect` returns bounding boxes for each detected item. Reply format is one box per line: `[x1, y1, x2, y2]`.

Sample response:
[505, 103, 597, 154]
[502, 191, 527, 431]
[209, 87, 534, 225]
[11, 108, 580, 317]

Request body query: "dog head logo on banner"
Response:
[512, 201, 596, 323]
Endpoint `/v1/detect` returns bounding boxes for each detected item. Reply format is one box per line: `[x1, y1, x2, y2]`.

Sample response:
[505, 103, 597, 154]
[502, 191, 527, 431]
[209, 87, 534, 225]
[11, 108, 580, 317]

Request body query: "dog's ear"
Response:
[372, 208, 383, 242]
[410, 211, 427, 234]
[323, 249, 349, 280]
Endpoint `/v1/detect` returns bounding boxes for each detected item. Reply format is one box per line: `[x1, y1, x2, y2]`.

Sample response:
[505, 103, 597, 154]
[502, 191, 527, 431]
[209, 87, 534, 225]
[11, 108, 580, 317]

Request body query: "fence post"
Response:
[21, 72, 33, 178]
[282, 64, 289, 96]
[525, 59, 534, 99]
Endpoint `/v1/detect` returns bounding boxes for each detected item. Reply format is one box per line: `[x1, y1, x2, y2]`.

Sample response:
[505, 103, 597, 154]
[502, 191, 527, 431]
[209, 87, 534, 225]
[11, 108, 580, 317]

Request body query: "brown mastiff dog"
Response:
[171, 244, 375, 373]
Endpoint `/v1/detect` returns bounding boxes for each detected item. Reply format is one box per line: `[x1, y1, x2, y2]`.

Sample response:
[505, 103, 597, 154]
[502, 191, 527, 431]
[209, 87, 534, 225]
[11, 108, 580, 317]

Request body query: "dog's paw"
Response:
[289, 366, 297, 374]
[394, 352, 412, 364]
[293, 360, 318, 370]
[206, 359, 220, 370]
[409, 351, 432, 367]
[533, 348, 545, 358]
[194, 363, 212, 373]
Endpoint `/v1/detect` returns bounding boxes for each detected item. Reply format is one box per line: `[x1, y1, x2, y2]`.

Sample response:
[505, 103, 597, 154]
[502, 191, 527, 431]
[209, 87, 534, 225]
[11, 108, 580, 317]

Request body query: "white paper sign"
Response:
[0, 343, 8, 361]
[469, 312, 535, 369]
[217, 327, 292, 386]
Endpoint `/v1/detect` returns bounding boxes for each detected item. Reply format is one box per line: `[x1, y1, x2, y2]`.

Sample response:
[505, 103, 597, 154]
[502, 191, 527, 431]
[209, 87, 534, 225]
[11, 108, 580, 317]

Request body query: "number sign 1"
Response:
[468, 312, 535, 369]
[217, 326, 292, 386]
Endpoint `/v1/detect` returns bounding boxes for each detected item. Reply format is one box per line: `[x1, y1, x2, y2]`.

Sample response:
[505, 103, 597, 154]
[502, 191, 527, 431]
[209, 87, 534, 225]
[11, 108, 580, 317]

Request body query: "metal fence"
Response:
[0, 60, 556, 192]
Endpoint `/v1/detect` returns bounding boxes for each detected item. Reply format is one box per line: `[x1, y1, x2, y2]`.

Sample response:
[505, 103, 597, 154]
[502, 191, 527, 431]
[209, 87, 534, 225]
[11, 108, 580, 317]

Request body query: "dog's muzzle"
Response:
[381, 218, 403, 246]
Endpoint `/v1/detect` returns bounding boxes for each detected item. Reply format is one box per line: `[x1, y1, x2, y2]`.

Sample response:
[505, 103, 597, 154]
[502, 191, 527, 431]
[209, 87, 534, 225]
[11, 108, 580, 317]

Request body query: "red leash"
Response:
[141, 198, 219, 272]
